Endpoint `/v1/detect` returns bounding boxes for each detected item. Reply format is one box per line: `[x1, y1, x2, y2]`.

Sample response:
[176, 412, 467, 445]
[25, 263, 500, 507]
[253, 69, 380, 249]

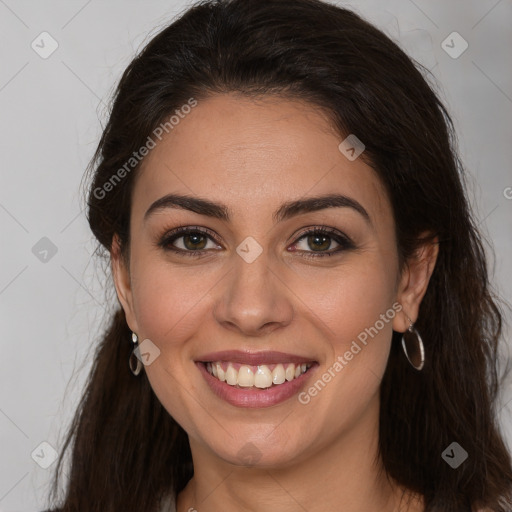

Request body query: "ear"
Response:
[111, 234, 139, 334]
[392, 233, 439, 333]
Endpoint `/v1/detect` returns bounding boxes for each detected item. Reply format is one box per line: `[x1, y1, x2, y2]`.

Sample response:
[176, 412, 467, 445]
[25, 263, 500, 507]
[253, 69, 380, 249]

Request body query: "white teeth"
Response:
[216, 363, 225, 382]
[254, 366, 273, 388]
[226, 365, 238, 385]
[206, 361, 311, 388]
[272, 363, 286, 385]
[238, 365, 254, 387]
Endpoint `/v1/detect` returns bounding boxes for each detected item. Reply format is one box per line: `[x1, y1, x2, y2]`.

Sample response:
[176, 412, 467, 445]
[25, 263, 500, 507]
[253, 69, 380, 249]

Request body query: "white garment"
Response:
[159, 492, 177, 512]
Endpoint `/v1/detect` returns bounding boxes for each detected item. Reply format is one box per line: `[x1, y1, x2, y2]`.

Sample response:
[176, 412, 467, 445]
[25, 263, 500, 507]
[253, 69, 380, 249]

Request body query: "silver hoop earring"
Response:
[401, 318, 425, 371]
[129, 332, 143, 376]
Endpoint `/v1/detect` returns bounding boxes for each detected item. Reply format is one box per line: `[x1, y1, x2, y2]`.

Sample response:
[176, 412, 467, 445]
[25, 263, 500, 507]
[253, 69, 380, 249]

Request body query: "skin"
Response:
[111, 93, 438, 512]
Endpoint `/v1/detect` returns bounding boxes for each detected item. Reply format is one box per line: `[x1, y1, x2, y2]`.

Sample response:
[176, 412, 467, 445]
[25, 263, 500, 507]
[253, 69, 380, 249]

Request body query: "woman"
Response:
[45, 0, 512, 511]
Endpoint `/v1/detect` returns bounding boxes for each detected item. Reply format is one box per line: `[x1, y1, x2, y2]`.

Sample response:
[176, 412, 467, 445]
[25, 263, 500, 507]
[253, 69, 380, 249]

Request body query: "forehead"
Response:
[132, 93, 389, 225]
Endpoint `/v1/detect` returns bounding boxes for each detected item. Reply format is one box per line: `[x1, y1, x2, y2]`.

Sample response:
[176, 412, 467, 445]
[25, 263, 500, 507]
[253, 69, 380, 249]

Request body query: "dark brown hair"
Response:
[45, 0, 512, 510]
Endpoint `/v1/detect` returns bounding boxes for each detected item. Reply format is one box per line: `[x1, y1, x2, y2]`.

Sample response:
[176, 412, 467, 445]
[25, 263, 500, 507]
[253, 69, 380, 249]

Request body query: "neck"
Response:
[176, 396, 423, 512]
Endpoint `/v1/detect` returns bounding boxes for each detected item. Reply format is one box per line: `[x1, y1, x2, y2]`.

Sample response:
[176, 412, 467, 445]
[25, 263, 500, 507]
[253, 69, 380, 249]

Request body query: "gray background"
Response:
[0, 1, 511, 510]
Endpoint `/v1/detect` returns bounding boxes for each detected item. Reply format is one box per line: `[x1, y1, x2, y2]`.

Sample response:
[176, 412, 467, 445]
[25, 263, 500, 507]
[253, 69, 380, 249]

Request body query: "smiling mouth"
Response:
[201, 361, 314, 389]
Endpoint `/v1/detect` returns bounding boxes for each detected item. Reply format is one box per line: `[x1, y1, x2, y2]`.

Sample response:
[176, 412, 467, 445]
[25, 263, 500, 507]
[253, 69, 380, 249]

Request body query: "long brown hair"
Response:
[45, 1, 512, 510]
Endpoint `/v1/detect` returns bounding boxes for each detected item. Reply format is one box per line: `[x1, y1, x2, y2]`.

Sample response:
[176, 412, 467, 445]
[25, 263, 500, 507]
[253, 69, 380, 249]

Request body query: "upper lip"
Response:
[196, 350, 316, 365]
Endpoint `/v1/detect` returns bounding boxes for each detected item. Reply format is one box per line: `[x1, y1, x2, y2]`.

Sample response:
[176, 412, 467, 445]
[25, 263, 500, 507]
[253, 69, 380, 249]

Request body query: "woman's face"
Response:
[113, 93, 424, 468]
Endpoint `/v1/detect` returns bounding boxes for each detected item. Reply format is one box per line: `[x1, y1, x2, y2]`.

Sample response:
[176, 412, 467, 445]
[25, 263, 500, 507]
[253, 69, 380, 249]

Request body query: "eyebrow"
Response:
[143, 193, 372, 226]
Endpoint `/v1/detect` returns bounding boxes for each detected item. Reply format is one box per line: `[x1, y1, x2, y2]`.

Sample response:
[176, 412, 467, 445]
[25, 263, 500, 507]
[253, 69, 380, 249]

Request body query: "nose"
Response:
[213, 250, 294, 337]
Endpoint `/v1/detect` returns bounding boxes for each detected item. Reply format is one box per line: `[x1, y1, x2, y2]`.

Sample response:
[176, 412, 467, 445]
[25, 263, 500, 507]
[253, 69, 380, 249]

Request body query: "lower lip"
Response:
[196, 362, 317, 408]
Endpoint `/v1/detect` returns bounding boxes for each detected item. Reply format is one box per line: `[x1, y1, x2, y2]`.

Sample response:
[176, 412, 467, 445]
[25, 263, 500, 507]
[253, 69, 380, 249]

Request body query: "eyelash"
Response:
[158, 225, 355, 259]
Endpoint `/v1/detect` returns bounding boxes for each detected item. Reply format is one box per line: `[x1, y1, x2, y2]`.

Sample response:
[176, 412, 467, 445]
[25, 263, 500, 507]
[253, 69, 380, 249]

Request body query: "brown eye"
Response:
[181, 232, 208, 250]
[159, 226, 221, 257]
[305, 233, 334, 251]
[290, 227, 355, 258]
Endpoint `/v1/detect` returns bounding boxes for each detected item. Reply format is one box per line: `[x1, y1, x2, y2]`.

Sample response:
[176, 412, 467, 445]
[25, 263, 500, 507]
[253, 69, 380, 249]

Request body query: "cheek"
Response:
[129, 253, 215, 345]
[128, 258, 216, 433]
[298, 259, 396, 398]
[299, 257, 397, 344]
[292, 268, 396, 432]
